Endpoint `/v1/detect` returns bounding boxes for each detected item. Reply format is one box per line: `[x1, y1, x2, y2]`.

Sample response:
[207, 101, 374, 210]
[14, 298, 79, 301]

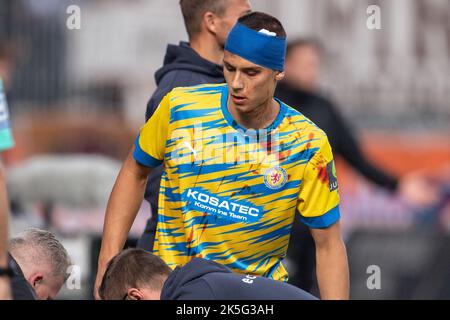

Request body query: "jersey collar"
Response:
[220, 85, 287, 133]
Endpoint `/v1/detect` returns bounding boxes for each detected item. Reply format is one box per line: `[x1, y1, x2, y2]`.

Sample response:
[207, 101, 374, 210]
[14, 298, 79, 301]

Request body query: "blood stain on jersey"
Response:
[317, 164, 329, 184]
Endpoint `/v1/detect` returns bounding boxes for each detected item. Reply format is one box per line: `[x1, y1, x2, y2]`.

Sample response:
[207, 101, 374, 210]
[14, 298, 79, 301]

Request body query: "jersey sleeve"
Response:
[133, 93, 171, 168]
[297, 135, 340, 229]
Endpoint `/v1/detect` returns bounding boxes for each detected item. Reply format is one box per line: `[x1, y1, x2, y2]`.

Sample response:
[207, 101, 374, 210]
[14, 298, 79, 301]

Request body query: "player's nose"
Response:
[231, 72, 244, 91]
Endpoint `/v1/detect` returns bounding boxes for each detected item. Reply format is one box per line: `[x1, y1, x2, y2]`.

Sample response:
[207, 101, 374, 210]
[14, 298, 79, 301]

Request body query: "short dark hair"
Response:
[99, 249, 172, 300]
[238, 12, 286, 38]
[286, 38, 323, 58]
[180, 0, 229, 39]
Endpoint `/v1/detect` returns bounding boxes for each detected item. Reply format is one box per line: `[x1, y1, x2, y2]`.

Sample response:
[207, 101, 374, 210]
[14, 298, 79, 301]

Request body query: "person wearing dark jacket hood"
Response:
[136, 0, 252, 252]
[8, 253, 37, 300]
[99, 249, 317, 300]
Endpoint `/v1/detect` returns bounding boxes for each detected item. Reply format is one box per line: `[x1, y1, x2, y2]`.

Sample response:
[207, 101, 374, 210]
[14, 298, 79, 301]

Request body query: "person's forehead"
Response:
[289, 45, 320, 59]
[223, 51, 265, 69]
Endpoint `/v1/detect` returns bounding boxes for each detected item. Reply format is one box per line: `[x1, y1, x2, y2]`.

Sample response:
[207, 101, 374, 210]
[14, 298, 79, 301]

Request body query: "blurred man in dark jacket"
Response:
[137, 0, 251, 251]
[99, 249, 317, 300]
[275, 38, 439, 292]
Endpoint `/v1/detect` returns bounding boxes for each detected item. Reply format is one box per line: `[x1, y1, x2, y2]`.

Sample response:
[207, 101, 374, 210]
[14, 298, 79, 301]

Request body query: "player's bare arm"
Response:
[0, 163, 12, 300]
[94, 147, 152, 299]
[310, 221, 349, 300]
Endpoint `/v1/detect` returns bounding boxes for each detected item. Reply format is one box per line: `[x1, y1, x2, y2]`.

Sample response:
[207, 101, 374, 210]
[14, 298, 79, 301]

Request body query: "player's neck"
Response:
[190, 35, 224, 66]
[229, 98, 280, 130]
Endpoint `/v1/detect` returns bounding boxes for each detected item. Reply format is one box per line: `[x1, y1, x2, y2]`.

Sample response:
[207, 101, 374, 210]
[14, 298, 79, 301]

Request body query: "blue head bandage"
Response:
[225, 22, 287, 71]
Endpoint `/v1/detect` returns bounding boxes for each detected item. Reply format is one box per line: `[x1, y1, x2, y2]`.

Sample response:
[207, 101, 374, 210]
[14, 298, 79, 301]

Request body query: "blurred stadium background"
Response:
[1, 0, 449, 299]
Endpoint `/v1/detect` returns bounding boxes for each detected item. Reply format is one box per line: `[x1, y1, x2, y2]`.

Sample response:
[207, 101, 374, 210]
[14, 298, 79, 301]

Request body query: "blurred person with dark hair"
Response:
[8, 228, 71, 300]
[96, 12, 349, 300]
[99, 249, 317, 300]
[0, 45, 15, 298]
[276, 38, 440, 292]
[139, 0, 252, 252]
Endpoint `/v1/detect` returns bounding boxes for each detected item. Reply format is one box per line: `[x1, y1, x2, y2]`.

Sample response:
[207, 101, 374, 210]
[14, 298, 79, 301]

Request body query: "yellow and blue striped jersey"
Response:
[134, 83, 340, 281]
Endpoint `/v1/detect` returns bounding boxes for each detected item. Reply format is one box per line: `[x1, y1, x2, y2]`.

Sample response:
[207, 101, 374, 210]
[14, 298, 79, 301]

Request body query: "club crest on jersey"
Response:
[264, 167, 287, 190]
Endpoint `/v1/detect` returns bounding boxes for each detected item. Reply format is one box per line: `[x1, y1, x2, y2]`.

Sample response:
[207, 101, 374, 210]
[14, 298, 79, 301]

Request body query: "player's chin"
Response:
[232, 100, 256, 113]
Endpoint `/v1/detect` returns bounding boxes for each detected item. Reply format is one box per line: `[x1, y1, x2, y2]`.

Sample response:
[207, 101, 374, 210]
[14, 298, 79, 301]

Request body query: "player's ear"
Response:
[203, 11, 219, 35]
[28, 273, 43, 289]
[127, 288, 144, 300]
[275, 71, 285, 81]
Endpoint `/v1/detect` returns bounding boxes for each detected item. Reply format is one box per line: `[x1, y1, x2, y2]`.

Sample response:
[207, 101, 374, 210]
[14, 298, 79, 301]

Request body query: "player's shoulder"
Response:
[281, 100, 329, 148]
[162, 83, 225, 110]
[168, 83, 226, 100]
